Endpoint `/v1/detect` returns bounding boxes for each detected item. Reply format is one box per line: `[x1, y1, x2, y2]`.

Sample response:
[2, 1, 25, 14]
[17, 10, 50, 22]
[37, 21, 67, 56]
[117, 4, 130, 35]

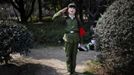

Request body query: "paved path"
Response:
[11, 46, 100, 75]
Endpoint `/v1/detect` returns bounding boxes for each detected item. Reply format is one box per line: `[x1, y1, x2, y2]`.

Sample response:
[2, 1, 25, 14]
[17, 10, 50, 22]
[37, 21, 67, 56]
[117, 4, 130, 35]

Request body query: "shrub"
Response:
[0, 21, 33, 64]
[96, 0, 134, 74]
[84, 60, 101, 74]
[27, 19, 65, 46]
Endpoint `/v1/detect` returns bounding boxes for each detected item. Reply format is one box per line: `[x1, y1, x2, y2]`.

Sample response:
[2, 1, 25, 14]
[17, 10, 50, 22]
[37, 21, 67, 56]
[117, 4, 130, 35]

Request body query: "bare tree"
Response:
[10, 0, 36, 22]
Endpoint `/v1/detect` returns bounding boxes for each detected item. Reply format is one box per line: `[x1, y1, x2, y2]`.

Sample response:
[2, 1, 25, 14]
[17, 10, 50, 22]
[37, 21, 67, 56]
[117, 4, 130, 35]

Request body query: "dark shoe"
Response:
[66, 71, 75, 75]
[71, 72, 79, 75]
[67, 71, 78, 75]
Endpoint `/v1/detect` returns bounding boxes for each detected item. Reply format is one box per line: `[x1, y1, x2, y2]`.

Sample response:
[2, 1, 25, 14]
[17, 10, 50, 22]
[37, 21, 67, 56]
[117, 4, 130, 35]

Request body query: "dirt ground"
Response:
[0, 46, 100, 75]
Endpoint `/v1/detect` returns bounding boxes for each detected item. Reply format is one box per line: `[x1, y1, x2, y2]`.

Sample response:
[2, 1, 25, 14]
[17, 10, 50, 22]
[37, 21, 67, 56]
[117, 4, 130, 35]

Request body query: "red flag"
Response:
[79, 27, 86, 37]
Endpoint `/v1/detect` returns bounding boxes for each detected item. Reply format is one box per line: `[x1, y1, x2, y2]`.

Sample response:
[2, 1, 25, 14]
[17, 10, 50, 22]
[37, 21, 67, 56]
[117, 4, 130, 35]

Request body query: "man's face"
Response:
[68, 7, 76, 15]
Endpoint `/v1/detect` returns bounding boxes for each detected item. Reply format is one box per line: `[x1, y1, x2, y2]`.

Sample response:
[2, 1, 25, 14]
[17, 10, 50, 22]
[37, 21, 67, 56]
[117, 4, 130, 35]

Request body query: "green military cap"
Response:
[68, 3, 77, 8]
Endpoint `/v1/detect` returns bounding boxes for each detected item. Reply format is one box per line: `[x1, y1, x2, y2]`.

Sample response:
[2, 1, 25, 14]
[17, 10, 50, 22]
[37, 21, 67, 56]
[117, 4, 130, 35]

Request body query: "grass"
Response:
[84, 60, 102, 75]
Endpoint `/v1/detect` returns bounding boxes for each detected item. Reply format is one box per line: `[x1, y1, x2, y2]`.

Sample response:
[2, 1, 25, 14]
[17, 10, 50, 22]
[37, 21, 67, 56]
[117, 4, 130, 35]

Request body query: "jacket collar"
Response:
[69, 15, 75, 20]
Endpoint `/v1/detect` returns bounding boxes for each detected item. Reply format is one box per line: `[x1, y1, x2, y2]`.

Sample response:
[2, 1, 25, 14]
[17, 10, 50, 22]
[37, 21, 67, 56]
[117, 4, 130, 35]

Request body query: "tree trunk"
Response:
[38, 0, 42, 21]
[10, 0, 35, 23]
[75, 0, 83, 22]
[20, 13, 27, 23]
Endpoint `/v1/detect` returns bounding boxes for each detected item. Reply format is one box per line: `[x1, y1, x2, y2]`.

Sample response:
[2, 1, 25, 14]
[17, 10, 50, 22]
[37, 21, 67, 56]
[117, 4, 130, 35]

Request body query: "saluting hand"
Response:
[59, 7, 68, 13]
[52, 7, 68, 20]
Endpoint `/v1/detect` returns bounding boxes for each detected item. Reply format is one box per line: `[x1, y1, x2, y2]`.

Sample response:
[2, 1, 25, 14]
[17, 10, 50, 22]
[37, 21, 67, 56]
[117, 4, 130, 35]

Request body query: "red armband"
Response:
[79, 27, 86, 37]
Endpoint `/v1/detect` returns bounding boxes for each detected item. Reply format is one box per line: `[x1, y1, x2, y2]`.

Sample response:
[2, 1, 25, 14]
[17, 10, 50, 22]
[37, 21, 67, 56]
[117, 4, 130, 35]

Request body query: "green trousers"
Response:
[65, 41, 78, 74]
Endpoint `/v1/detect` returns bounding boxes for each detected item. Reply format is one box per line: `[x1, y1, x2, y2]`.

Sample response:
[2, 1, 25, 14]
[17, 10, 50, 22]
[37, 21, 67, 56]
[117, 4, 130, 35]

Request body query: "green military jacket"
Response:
[52, 11, 80, 43]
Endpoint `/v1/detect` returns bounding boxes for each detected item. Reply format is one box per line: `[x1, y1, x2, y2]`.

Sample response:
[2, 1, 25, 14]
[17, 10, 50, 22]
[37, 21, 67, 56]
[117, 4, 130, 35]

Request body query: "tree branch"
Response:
[10, 0, 19, 10]
[26, 0, 36, 20]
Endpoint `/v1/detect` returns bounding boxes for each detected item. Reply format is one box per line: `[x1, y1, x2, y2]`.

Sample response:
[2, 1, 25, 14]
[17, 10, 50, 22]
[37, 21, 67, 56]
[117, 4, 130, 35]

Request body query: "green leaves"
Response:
[0, 21, 33, 63]
[96, 0, 134, 74]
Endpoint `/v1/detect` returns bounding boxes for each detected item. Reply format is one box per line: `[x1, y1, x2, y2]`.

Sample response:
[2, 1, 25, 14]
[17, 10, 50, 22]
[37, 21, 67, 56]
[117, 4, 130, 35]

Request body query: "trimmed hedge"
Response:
[0, 21, 33, 64]
[96, 0, 134, 74]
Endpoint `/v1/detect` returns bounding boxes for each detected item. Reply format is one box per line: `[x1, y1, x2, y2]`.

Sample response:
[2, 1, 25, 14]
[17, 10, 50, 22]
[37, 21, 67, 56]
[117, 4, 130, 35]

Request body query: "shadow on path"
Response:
[0, 63, 59, 75]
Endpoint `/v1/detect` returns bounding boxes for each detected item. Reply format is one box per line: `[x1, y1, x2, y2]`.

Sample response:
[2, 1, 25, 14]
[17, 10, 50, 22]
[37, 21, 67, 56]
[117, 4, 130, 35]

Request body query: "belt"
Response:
[66, 30, 79, 33]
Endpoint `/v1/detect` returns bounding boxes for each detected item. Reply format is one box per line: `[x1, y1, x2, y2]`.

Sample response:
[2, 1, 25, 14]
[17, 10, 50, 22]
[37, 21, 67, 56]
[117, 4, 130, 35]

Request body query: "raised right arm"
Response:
[52, 7, 67, 20]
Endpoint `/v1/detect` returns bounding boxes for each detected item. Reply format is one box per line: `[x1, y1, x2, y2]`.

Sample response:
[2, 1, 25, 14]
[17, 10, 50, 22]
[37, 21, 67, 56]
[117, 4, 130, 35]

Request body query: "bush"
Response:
[0, 21, 33, 64]
[96, 0, 134, 74]
[27, 18, 65, 46]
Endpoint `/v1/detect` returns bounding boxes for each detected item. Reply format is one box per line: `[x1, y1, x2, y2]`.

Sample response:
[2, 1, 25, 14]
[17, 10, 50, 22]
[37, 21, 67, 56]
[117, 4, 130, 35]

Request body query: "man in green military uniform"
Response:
[52, 3, 80, 75]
